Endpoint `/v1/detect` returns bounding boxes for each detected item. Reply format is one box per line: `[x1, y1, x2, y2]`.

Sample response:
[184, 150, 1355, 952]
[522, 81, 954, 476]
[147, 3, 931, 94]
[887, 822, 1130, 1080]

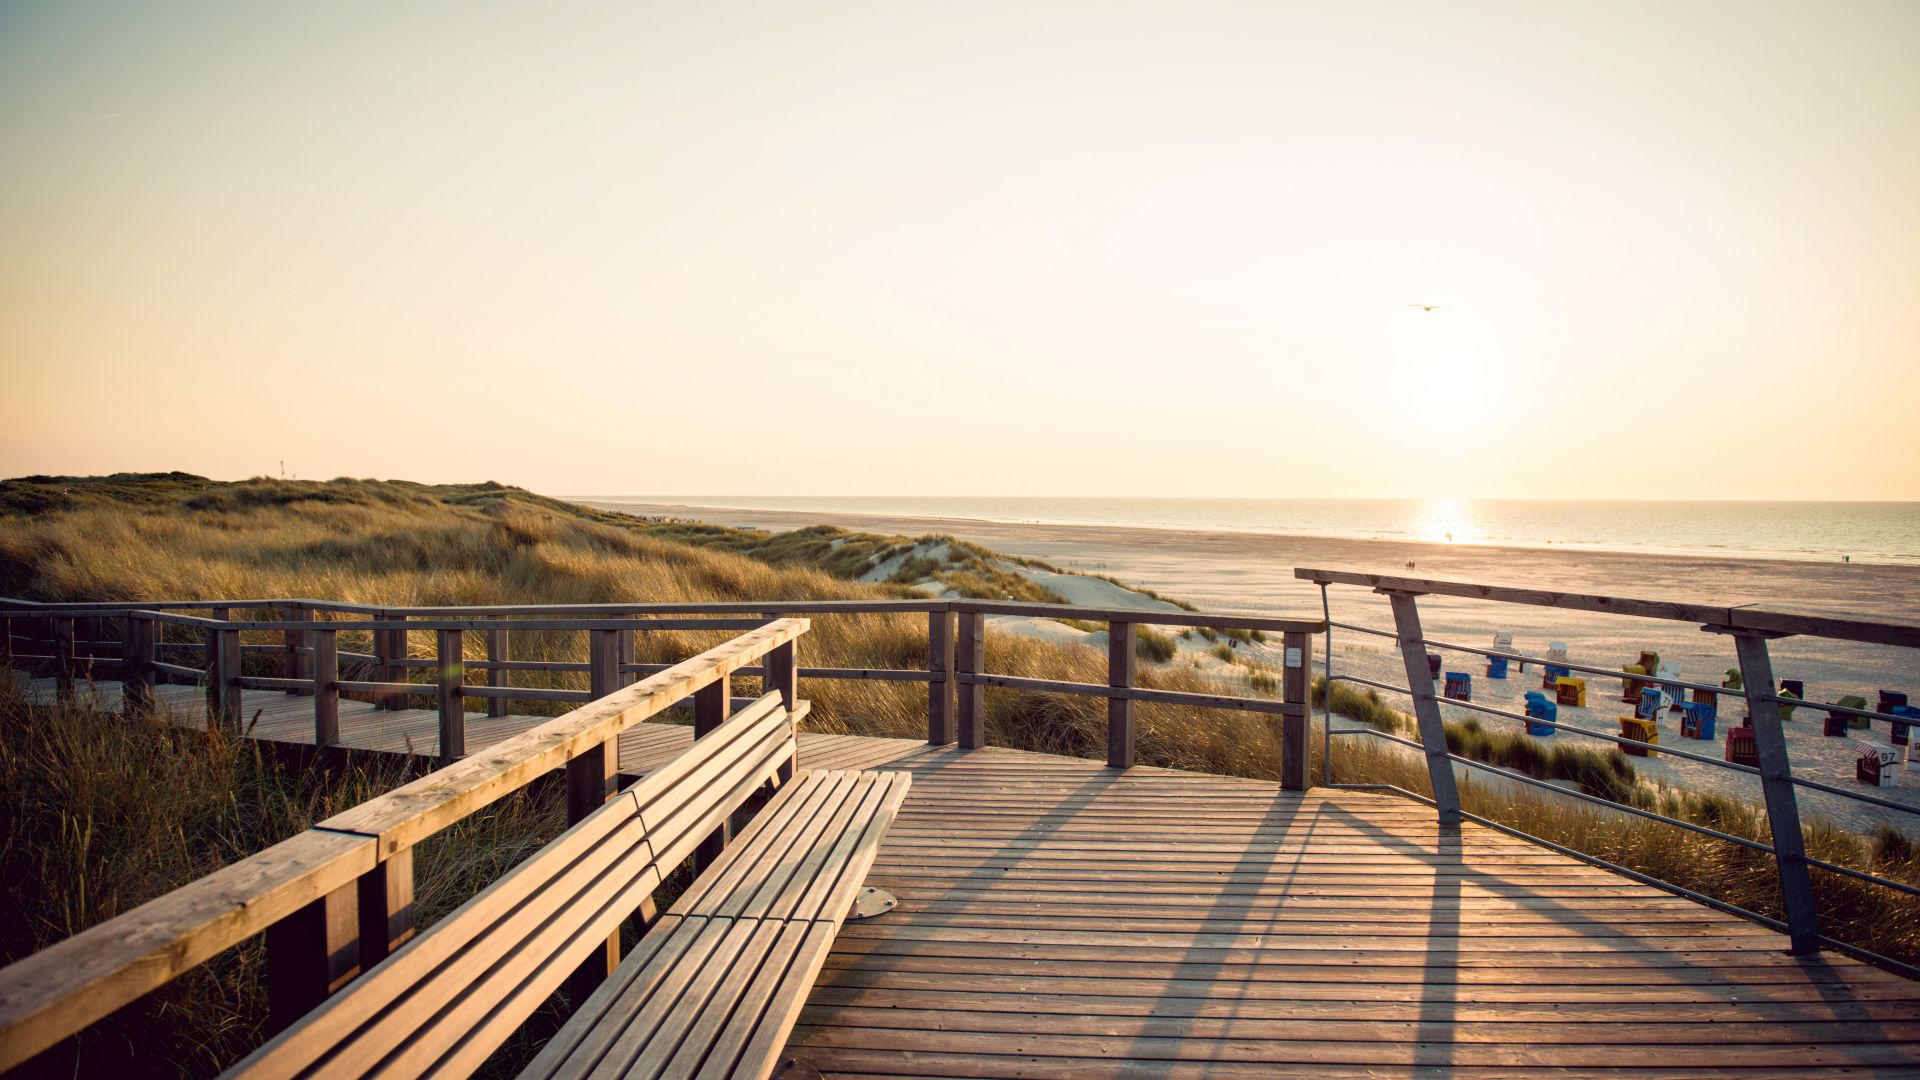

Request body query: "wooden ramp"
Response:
[791, 747, 1920, 1078]
[20, 678, 929, 776]
[18, 679, 1920, 1076]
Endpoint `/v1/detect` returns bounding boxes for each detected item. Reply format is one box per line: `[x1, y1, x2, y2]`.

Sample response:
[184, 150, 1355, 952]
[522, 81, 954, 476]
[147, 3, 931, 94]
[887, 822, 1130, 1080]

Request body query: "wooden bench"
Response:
[224, 690, 909, 1080]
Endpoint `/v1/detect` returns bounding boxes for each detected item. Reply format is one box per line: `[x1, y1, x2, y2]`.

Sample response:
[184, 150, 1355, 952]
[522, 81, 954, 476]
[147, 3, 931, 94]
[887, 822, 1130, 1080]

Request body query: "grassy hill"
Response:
[0, 472, 1295, 773]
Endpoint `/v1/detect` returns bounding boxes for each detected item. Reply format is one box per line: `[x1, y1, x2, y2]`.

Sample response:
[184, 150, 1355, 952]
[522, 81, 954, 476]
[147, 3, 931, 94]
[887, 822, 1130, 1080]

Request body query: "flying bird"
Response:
[1407, 304, 1443, 312]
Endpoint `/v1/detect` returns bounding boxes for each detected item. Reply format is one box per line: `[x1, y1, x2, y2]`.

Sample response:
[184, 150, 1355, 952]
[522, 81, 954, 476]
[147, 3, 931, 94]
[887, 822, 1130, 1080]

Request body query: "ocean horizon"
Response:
[580, 495, 1920, 567]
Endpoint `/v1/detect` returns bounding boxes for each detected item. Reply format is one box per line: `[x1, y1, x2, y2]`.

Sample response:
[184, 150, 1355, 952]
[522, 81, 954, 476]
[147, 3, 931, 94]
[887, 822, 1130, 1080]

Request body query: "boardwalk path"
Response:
[22, 678, 1920, 1076]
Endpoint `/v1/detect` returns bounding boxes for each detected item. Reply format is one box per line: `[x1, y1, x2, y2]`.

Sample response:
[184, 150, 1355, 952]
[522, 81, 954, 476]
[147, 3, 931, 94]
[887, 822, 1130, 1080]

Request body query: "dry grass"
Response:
[0, 668, 568, 1077]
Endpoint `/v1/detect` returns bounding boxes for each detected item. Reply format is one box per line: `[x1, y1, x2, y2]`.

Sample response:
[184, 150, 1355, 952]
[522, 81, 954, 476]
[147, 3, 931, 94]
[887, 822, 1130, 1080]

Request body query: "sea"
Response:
[582, 496, 1920, 567]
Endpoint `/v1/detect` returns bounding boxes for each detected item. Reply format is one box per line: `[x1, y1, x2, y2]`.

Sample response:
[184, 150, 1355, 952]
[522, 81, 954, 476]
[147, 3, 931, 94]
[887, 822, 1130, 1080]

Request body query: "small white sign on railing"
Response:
[1285, 647, 1302, 668]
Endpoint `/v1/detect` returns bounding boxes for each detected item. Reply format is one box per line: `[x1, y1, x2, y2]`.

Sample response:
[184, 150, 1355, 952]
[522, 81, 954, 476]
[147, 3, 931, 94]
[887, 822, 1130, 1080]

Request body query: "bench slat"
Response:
[710, 922, 837, 1080]
[675, 773, 858, 921]
[684, 921, 812, 1080]
[525, 770, 912, 1080]
[795, 775, 908, 927]
[517, 915, 699, 1080]
[730, 774, 875, 922]
[622, 919, 781, 1080]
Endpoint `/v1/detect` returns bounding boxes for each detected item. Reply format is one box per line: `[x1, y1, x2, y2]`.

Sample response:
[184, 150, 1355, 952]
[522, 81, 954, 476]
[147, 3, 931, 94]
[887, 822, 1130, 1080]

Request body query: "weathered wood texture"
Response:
[781, 745, 1920, 1078]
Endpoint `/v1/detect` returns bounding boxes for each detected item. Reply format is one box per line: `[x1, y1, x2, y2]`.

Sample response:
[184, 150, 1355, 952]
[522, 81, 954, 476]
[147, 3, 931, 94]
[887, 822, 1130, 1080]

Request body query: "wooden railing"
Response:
[0, 594, 1323, 1069]
[1298, 568, 1920, 972]
[0, 617, 808, 1072]
[0, 596, 1325, 780]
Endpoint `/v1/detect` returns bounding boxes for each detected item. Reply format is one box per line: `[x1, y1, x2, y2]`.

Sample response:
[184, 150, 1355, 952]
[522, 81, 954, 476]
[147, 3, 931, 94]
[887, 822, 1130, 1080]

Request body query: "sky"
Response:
[1, 1, 1917, 500]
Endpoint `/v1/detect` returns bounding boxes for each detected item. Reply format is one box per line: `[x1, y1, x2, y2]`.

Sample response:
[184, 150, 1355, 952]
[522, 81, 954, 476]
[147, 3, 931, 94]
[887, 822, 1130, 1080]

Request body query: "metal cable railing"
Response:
[1305, 569, 1920, 978]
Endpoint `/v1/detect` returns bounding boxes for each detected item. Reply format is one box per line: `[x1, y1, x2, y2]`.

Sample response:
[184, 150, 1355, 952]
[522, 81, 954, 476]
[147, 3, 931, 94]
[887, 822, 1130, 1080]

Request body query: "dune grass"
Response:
[1314, 676, 1920, 965]
[0, 668, 569, 1077]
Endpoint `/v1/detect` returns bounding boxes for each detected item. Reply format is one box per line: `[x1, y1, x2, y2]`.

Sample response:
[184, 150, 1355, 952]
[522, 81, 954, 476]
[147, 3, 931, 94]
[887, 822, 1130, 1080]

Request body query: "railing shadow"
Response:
[805, 747, 1905, 1072]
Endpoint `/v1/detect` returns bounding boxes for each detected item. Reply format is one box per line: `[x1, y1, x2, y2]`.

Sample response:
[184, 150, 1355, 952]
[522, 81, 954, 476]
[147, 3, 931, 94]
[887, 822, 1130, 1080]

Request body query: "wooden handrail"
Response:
[0, 618, 809, 1072]
[0, 596, 1328, 635]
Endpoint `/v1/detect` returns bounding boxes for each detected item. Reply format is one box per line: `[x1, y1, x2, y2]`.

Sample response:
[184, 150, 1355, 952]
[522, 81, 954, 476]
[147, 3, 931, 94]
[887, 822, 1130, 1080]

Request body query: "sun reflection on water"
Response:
[1413, 498, 1483, 545]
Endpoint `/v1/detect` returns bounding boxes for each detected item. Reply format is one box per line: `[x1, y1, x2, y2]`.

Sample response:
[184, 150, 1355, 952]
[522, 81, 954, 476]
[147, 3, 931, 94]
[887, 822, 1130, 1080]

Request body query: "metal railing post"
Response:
[1107, 620, 1136, 769]
[1730, 630, 1820, 954]
[1385, 591, 1462, 825]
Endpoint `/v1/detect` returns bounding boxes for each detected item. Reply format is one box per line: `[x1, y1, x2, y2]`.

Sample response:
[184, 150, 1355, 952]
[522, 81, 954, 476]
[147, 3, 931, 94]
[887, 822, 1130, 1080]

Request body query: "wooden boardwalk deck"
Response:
[21, 679, 1920, 1076]
[801, 748, 1920, 1077]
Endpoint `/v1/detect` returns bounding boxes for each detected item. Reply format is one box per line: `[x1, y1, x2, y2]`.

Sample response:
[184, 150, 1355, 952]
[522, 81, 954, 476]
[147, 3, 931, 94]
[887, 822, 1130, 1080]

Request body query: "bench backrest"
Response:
[224, 692, 797, 1079]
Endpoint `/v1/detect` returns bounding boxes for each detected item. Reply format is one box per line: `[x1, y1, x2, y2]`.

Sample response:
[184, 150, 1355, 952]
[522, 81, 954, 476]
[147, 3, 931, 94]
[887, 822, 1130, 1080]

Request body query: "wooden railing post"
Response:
[285, 604, 312, 696]
[314, 628, 339, 746]
[265, 883, 360, 1035]
[1107, 620, 1136, 769]
[356, 848, 415, 969]
[618, 623, 636, 688]
[486, 623, 509, 718]
[78, 616, 100, 681]
[1730, 630, 1820, 954]
[376, 613, 408, 710]
[206, 618, 242, 732]
[763, 633, 798, 784]
[120, 614, 155, 714]
[436, 629, 465, 761]
[695, 673, 732, 869]
[588, 628, 621, 701]
[1385, 591, 1461, 825]
[53, 617, 74, 702]
[956, 608, 985, 749]
[568, 628, 624, 1002]
[928, 609, 957, 745]
[1281, 630, 1312, 791]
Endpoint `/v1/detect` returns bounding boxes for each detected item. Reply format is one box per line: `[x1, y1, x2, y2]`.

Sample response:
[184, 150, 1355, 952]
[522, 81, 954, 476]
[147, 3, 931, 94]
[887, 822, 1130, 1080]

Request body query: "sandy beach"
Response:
[590, 499, 1920, 833]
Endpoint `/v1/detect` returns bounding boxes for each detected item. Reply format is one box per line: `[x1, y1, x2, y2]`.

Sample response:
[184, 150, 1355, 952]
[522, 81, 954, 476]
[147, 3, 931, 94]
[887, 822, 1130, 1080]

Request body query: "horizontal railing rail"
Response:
[0, 617, 810, 1072]
[1, 595, 1325, 779]
[1299, 566, 1920, 978]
